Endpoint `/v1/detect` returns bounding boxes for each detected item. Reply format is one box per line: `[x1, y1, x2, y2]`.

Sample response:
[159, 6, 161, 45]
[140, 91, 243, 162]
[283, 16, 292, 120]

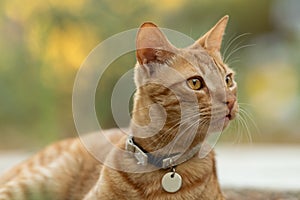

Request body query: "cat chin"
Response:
[207, 116, 231, 133]
[222, 118, 231, 129]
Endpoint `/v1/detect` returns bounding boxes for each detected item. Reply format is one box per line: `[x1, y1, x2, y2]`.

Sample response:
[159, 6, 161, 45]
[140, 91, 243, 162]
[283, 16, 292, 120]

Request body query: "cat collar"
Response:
[125, 136, 202, 169]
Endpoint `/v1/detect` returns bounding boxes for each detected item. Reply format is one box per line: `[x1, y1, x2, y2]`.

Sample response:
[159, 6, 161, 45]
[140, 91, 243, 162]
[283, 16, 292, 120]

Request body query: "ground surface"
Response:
[216, 144, 300, 191]
[224, 188, 300, 200]
[218, 145, 300, 200]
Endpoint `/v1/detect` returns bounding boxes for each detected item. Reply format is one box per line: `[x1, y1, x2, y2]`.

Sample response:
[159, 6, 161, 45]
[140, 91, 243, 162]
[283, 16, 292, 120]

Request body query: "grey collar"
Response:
[125, 136, 202, 169]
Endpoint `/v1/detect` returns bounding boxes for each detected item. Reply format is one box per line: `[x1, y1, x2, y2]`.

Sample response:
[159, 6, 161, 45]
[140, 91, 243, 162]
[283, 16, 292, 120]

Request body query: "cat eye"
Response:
[187, 78, 202, 90]
[225, 74, 233, 87]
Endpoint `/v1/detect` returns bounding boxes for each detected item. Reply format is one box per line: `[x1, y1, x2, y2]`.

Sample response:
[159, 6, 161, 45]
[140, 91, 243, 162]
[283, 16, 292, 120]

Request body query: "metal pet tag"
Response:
[161, 172, 182, 193]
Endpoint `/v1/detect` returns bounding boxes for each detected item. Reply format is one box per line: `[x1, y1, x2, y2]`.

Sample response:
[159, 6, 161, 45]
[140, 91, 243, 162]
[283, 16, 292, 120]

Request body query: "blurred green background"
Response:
[0, 0, 299, 150]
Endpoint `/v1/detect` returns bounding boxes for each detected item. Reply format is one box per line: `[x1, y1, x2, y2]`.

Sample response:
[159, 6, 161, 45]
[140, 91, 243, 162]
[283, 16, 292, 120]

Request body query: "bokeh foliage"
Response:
[0, 0, 299, 149]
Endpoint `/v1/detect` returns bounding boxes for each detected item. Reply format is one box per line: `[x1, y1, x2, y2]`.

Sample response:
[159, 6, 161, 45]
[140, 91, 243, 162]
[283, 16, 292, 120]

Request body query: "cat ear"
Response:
[136, 22, 174, 65]
[196, 15, 229, 53]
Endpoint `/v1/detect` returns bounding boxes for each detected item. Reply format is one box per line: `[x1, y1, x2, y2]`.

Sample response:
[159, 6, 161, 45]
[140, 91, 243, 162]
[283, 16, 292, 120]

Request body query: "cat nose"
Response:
[225, 97, 236, 112]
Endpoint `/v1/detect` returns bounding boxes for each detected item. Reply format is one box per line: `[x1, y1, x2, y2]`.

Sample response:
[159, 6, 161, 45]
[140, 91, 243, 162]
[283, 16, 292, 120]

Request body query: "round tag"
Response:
[161, 172, 182, 193]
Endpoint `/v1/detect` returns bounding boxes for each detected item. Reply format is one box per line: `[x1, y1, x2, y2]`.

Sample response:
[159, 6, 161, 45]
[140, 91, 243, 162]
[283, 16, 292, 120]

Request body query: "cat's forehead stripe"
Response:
[212, 58, 227, 75]
[187, 51, 211, 75]
[192, 52, 225, 75]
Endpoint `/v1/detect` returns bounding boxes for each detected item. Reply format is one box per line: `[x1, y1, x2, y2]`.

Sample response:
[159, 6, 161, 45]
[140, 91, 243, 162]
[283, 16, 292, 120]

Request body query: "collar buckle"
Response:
[126, 136, 148, 166]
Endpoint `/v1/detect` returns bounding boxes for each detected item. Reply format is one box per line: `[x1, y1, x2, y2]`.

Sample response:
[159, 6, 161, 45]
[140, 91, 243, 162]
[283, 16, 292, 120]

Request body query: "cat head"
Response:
[132, 16, 238, 150]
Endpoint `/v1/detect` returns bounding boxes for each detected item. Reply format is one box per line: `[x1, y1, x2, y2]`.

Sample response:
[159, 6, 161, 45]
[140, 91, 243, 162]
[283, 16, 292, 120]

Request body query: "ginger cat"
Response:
[0, 15, 238, 200]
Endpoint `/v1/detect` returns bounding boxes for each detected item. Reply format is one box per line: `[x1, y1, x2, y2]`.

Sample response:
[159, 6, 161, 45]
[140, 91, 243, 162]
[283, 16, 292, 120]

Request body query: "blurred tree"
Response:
[0, 0, 154, 149]
[0, 0, 299, 149]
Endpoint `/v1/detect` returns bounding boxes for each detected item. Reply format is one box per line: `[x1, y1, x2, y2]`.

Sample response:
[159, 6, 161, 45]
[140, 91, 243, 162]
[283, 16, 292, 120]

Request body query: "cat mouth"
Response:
[226, 109, 237, 121]
[226, 114, 232, 120]
[209, 113, 233, 130]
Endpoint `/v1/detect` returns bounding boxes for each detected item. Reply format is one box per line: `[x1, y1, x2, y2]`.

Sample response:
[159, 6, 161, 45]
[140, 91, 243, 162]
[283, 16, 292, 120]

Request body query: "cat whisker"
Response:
[201, 110, 228, 119]
[238, 102, 258, 110]
[225, 43, 255, 64]
[145, 110, 207, 155]
[166, 119, 208, 157]
[229, 118, 241, 144]
[140, 114, 201, 151]
[236, 116, 243, 144]
[224, 103, 256, 144]
[239, 107, 260, 136]
[167, 119, 201, 152]
[223, 33, 251, 60]
[236, 111, 252, 143]
[232, 113, 244, 144]
[164, 112, 201, 126]
[227, 57, 241, 66]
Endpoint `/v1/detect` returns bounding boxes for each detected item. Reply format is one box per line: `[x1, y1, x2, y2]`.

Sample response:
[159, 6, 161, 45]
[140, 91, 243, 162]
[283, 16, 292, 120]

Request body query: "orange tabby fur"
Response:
[0, 15, 238, 200]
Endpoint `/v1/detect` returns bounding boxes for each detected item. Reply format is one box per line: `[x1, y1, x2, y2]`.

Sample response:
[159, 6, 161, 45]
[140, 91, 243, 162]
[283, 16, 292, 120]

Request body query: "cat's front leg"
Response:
[83, 178, 121, 200]
[0, 187, 12, 200]
[84, 165, 140, 200]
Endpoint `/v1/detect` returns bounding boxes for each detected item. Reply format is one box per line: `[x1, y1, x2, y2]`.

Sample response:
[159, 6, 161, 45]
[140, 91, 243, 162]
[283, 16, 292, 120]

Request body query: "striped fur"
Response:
[0, 16, 237, 200]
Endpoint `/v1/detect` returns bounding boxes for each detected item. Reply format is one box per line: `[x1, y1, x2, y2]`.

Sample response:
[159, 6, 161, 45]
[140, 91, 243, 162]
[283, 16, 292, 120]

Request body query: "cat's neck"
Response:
[130, 89, 205, 155]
